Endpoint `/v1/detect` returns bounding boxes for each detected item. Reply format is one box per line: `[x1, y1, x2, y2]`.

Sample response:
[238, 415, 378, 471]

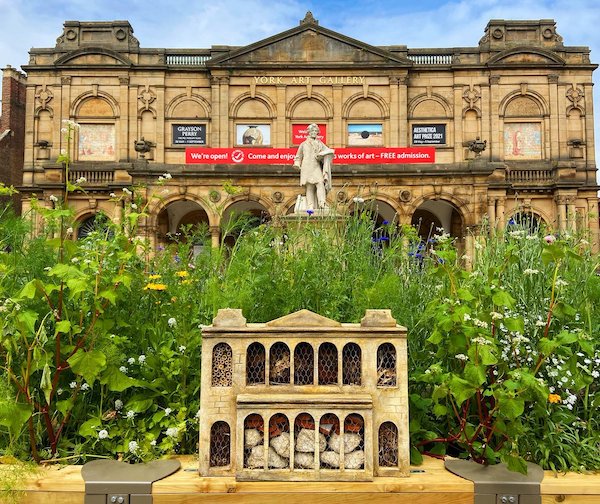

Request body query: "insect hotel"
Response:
[199, 308, 409, 481]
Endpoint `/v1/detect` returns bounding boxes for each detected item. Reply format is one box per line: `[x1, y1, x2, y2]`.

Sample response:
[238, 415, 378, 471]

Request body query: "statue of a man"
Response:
[293, 123, 334, 210]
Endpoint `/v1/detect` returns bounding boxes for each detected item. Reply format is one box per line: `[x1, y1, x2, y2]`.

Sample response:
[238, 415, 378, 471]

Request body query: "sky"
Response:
[1, 0, 599, 179]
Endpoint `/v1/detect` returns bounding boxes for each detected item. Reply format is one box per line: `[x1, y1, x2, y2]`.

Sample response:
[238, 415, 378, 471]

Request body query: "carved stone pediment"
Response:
[54, 47, 133, 67]
[206, 21, 411, 69]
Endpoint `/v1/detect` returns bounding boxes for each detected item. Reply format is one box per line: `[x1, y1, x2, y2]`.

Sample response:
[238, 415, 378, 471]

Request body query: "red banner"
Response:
[186, 147, 435, 165]
[292, 124, 327, 144]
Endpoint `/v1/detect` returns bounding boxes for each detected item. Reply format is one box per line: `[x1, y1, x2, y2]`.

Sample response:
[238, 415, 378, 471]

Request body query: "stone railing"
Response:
[506, 169, 554, 185]
[407, 54, 454, 65]
[69, 169, 115, 185]
[165, 54, 211, 66]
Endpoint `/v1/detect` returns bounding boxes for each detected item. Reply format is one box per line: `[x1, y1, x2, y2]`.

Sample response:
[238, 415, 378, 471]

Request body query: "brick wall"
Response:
[0, 65, 26, 213]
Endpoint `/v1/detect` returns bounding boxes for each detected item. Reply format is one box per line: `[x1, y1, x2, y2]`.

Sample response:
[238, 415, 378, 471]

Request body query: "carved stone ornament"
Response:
[35, 86, 53, 109]
[300, 11, 318, 25]
[566, 85, 584, 105]
[272, 191, 284, 203]
[336, 190, 348, 203]
[463, 86, 481, 109]
[138, 85, 157, 111]
[399, 190, 412, 203]
[209, 190, 221, 203]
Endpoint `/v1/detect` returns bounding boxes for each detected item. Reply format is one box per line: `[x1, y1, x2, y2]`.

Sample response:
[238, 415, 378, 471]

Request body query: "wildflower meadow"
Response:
[0, 133, 599, 473]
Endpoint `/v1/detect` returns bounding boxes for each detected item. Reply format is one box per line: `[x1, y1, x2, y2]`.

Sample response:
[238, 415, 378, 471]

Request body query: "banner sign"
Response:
[412, 124, 446, 145]
[172, 124, 206, 145]
[292, 124, 327, 144]
[186, 147, 435, 164]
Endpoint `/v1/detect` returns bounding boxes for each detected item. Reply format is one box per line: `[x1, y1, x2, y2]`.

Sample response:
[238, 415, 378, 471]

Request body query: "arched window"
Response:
[76, 213, 113, 240]
[318, 343, 338, 385]
[294, 413, 316, 469]
[246, 343, 265, 385]
[76, 96, 117, 161]
[344, 414, 365, 470]
[378, 422, 399, 468]
[342, 343, 361, 385]
[268, 414, 290, 469]
[507, 212, 542, 234]
[243, 414, 264, 469]
[209, 421, 230, 467]
[319, 414, 340, 469]
[269, 342, 290, 385]
[377, 343, 397, 387]
[211, 343, 233, 387]
[294, 343, 314, 385]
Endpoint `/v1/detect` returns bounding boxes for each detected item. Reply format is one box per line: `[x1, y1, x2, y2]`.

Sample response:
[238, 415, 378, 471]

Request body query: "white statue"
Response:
[293, 123, 334, 210]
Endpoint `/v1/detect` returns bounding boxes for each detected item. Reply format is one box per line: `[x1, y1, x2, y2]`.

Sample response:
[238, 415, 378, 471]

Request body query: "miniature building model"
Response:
[199, 308, 409, 481]
[11, 15, 599, 251]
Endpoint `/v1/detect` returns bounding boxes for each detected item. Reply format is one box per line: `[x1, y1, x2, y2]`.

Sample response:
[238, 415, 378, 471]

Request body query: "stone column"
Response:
[210, 226, 221, 248]
[489, 76, 500, 160]
[276, 84, 286, 147]
[547, 74, 559, 160]
[155, 84, 165, 163]
[398, 76, 409, 146]
[332, 84, 343, 147]
[210, 76, 221, 146]
[119, 77, 129, 162]
[487, 197, 496, 232]
[453, 84, 463, 163]
[219, 77, 230, 147]
[389, 76, 400, 146]
[567, 199, 577, 234]
[496, 197, 505, 230]
[556, 196, 567, 232]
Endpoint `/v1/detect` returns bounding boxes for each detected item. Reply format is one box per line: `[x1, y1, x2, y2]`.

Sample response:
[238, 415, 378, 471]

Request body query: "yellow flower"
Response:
[144, 283, 167, 291]
[176, 271, 189, 278]
[548, 394, 561, 404]
[181, 279, 192, 285]
[148, 274, 161, 280]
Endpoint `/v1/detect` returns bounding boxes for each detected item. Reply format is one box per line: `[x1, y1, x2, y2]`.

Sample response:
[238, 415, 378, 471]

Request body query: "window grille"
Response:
[246, 342, 266, 385]
[294, 413, 317, 469]
[344, 413, 365, 469]
[209, 421, 231, 467]
[319, 413, 340, 469]
[377, 343, 397, 386]
[294, 342, 314, 385]
[243, 414, 264, 469]
[318, 343, 338, 385]
[212, 343, 233, 387]
[269, 342, 291, 385]
[378, 422, 399, 467]
[268, 414, 290, 468]
[342, 343, 361, 385]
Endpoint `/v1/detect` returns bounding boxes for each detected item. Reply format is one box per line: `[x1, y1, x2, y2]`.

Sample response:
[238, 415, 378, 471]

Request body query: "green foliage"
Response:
[1, 160, 600, 473]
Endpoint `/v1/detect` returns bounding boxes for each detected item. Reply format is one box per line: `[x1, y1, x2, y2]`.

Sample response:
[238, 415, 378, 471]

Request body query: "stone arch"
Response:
[349, 196, 401, 225]
[230, 92, 276, 119]
[166, 93, 211, 118]
[150, 193, 215, 225]
[566, 104, 585, 117]
[152, 196, 213, 245]
[487, 47, 565, 67]
[221, 194, 275, 223]
[462, 106, 481, 119]
[137, 106, 157, 119]
[34, 105, 55, 118]
[54, 47, 133, 66]
[74, 211, 114, 240]
[287, 92, 333, 119]
[507, 207, 551, 230]
[342, 92, 390, 119]
[72, 92, 119, 118]
[408, 94, 452, 119]
[499, 91, 548, 118]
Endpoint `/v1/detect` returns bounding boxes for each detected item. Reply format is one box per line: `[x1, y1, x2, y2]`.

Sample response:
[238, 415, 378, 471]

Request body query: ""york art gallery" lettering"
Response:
[253, 76, 366, 85]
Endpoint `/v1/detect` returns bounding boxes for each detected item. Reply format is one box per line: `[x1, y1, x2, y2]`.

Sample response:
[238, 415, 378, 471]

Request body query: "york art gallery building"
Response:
[11, 13, 599, 250]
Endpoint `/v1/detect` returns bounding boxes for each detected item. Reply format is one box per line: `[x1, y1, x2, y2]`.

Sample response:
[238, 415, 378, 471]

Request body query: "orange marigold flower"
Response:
[144, 283, 167, 291]
[548, 394, 561, 404]
[148, 274, 161, 280]
[176, 271, 189, 278]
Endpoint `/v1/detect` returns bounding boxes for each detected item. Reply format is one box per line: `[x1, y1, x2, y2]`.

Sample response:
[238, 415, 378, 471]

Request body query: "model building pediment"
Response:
[265, 309, 342, 328]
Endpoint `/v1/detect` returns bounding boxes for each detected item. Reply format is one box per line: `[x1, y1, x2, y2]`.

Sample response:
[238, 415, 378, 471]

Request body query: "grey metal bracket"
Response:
[445, 459, 544, 504]
[82, 459, 181, 504]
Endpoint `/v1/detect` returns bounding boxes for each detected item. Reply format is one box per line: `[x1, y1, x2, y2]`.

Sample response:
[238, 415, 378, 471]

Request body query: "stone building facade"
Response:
[16, 14, 599, 249]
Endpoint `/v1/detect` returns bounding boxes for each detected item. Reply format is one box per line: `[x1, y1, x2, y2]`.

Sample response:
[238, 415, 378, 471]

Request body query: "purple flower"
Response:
[382, 220, 389, 225]
[306, 209, 314, 216]
[544, 234, 556, 244]
[157, 246, 165, 251]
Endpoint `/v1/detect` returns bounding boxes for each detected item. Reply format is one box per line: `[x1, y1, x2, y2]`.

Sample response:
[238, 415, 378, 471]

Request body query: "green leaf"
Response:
[78, 417, 101, 437]
[19, 280, 38, 299]
[66, 278, 89, 299]
[432, 403, 448, 417]
[410, 446, 424, 465]
[503, 454, 528, 475]
[539, 337, 559, 356]
[464, 363, 487, 387]
[557, 331, 579, 345]
[100, 366, 138, 392]
[449, 375, 477, 405]
[55, 320, 71, 335]
[41, 363, 52, 405]
[457, 288, 475, 302]
[427, 329, 443, 345]
[47, 263, 85, 280]
[56, 398, 74, 415]
[478, 345, 498, 366]
[125, 395, 155, 413]
[492, 290, 515, 308]
[17, 310, 38, 334]
[0, 402, 33, 436]
[98, 289, 117, 305]
[541, 244, 565, 265]
[503, 317, 524, 333]
[67, 349, 107, 384]
[498, 396, 524, 420]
